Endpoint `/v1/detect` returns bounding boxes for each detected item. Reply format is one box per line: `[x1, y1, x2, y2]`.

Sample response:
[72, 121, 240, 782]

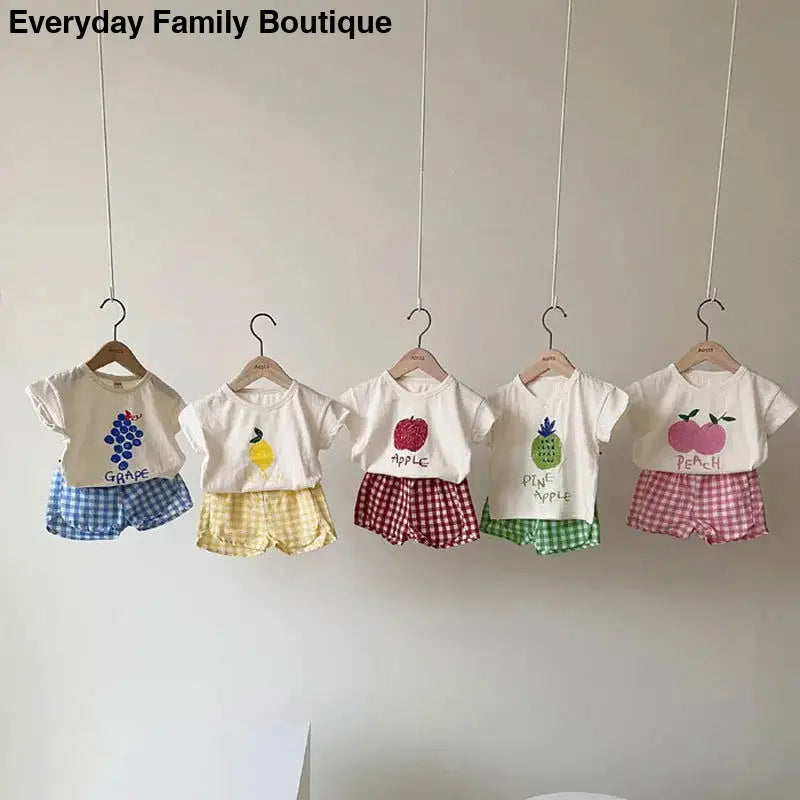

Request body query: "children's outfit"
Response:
[27, 365, 192, 540]
[628, 469, 767, 543]
[197, 485, 335, 557]
[354, 473, 479, 548]
[626, 364, 797, 543]
[340, 371, 496, 548]
[180, 381, 347, 556]
[27, 364, 186, 487]
[480, 372, 628, 554]
[47, 468, 192, 541]
[480, 501, 600, 555]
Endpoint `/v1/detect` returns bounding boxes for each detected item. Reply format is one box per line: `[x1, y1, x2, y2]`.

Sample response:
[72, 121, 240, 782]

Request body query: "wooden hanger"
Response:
[228, 313, 293, 392]
[389, 307, 448, 382]
[675, 297, 740, 373]
[85, 297, 147, 377]
[519, 304, 575, 384]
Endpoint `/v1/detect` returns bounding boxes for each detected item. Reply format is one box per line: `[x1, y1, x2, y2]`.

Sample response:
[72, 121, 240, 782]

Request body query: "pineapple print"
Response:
[531, 417, 562, 470]
[249, 427, 274, 473]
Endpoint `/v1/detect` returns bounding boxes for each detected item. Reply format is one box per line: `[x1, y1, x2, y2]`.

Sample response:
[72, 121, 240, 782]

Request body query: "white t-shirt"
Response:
[626, 364, 798, 474]
[339, 371, 496, 483]
[26, 364, 186, 488]
[486, 372, 628, 522]
[180, 381, 348, 493]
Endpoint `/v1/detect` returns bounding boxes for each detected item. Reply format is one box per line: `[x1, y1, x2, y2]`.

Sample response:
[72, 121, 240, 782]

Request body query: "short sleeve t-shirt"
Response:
[626, 364, 797, 474]
[180, 381, 348, 493]
[486, 372, 628, 523]
[339, 371, 496, 483]
[26, 364, 186, 488]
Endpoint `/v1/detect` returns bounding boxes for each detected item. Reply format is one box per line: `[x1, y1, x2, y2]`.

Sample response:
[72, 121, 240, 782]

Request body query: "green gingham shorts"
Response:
[480, 500, 600, 555]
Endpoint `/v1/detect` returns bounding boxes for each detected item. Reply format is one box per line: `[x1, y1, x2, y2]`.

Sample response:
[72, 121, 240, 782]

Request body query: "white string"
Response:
[96, 0, 115, 300]
[706, 0, 739, 300]
[550, 0, 573, 308]
[414, 0, 430, 310]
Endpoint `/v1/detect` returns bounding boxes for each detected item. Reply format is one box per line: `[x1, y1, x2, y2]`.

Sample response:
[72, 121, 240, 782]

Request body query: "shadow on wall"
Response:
[333, 749, 503, 800]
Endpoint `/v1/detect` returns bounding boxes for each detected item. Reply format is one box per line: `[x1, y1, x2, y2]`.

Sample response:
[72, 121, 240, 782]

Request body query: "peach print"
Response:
[696, 413, 736, 455]
[668, 409, 735, 455]
[667, 409, 701, 453]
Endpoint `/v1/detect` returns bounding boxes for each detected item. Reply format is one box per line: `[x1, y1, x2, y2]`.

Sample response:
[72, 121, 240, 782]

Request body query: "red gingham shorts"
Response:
[354, 473, 480, 548]
[628, 469, 768, 544]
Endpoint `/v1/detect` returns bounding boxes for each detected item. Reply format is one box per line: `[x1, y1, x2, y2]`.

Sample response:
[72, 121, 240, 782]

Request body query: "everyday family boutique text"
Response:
[9, 9, 393, 40]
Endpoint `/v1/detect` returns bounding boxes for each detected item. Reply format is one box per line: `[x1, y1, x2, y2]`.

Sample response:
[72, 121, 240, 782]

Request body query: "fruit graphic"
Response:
[393, 417, 429, 451]
[249, 427, 274, 473]
[102, 411, 144, 470]
[695, 412, 735, 455]
[668, 409, 701, 453]
[531, 417, 562, 470]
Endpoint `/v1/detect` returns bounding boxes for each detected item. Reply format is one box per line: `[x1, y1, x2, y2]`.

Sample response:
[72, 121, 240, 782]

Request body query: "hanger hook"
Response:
[407, 306, 432, 349]
[100, 297, 126, 341]
[696, 297, 725, 341]
[250, 313, 277, 357]
[541, 304, 567, 349]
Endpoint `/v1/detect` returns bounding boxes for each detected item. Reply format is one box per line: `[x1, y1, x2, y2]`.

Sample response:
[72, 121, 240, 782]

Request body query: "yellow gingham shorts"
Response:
[197, 485, 335, 557]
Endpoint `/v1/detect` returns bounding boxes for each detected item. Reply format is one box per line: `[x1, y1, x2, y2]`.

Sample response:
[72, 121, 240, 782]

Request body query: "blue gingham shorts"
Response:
[46, 468, 193, 540]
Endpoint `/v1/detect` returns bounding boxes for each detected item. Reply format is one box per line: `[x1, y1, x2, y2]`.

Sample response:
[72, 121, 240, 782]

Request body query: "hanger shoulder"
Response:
[519, 349, 575, 384]
[85, 340, 147, 377]
[228, 356, 293, 392]
[389, 348, 448, 382]
[675, 340, 740, 373]
[231, 313, 291, 390]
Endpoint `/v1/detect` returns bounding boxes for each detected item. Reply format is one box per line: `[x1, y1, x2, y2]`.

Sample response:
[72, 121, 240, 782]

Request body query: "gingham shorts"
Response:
[354, 472, 480, 548]
[480, 501, 600, 555]
[47, 468, 193, 540]
[628, 469, 768, 544]
[197, 485, 335, 557]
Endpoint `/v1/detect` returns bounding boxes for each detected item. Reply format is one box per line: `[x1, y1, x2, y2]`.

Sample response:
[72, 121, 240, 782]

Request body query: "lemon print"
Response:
[249, 427, 274, 473]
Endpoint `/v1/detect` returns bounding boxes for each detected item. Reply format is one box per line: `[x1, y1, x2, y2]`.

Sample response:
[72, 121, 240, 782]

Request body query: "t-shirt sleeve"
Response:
[178, 405, 205, 453]
[763, 386, 798, 437]
[167, 392, 186, 437]
[338, 387, 364, 444]
[471, 398, 497, 444]
[623, 380, 647, 436]
[26, 378, 66, 436]
[596, 386, 630, 443]
[317, 399, 349, 450]
[482, 393, 503, 448]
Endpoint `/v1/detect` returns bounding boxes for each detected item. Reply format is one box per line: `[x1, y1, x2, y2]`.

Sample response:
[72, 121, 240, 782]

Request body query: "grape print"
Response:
[103, 410, 145, 470]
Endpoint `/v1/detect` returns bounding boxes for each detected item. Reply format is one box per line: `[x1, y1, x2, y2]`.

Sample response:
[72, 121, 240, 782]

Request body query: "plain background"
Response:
[2, 1, 799, 798]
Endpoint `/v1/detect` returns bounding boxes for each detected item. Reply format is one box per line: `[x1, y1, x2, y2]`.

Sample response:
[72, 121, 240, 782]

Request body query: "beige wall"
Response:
[2, 1, 799, 798]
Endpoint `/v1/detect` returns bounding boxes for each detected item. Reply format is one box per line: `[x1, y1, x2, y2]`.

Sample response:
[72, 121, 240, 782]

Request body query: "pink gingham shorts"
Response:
[628, 470, 768, 544]
[354, 473, 480, 548]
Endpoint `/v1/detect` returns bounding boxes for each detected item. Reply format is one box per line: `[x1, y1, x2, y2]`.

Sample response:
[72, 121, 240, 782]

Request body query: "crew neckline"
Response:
[223, 380, 298, 410]
[667, 363, 747, 395]
[81, 363, 153, 394]
[382, 370, 455, 400]
[515, 370, 580, 405]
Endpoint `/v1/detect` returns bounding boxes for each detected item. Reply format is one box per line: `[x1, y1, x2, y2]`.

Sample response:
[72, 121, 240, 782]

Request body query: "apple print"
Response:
[393, 417, 429, 452]
[694, 412, 735, 455]
[668, 409, 701, 453]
